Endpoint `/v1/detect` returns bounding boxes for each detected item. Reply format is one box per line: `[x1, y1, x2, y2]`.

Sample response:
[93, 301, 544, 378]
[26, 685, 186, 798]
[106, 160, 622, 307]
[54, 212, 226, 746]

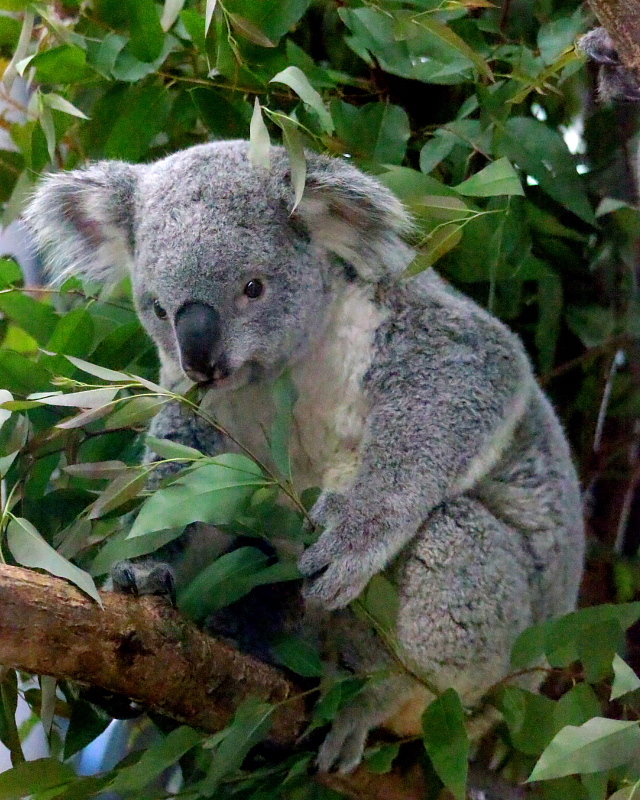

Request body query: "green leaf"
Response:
[204, 0, 217, 35]
[129, 454, 268, 537]
[271, 66, 333, 133]
[90, 527, 184, 577]
[63, 699, 112, 760]
[495, 118, 595, 225]
[331, 100, 410, 165]
[528, 719, 640, 782]
[271, 633, 323, 677]
[7, 517, 102, 604]
[65, 355, 131, 383]
[228, 13, 276, 47]
[0, 16, 20, 46]
[146, 435, 205, 460]
[161, 0, 186, 32]
[611, 654, 640, 700]
[103, 396, 167, 428]
[537, 10, 585, 66]
[270, 371, 296, 478]
[454, 158, 524, 197]
[0, 288, 58, 343]
[178, 547, 300, 620]
[109, 726, 205, 793]
[88, 468, 149, 518]
[102, 84, 171, 160]
[274, 115, 306, 211]
[249, 98, 271, 170]
[312, 676, 367, 727]
[0, 758, 75, 799]
[223, 0, 311, 43]
[406, 224, 463, 274]
[365, 742, 400, 774]
[360, 574, 399, 635]
[30, 45, 89, 83]
[553, 684, 601, 733]
[41, 92, 90, 120]
[498, 686, 556, 755]
[422, 689, 469, 800]
[408, 14, 493, 81]
[46, 308, 95, 357]
[200, 698, 274, 791]
[127, 0, 165, 62]
[609, 784, 640, 800]
[29, 387, 120, 409]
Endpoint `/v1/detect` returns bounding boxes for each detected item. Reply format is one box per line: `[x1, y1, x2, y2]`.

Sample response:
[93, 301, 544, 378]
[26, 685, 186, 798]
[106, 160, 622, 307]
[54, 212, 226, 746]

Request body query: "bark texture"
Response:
[0, 563, 305, 744]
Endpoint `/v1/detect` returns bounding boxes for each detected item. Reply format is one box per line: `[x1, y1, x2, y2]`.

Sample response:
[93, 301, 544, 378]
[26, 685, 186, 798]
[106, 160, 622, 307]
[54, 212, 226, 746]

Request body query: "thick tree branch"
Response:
[0, 563, 305, 744]
[0, 564, 434, 800]
[587, 0, 640, 77]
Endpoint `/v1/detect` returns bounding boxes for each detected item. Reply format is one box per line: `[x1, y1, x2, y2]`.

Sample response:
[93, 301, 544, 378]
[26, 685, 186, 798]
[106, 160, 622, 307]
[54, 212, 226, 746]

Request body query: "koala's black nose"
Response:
[174, 301, 223, 383]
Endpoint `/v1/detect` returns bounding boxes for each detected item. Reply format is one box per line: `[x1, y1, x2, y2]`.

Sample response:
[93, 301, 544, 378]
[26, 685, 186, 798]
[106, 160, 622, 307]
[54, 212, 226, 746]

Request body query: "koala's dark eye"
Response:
[153, 300, 168, 320]
[243, 279, 264, 299]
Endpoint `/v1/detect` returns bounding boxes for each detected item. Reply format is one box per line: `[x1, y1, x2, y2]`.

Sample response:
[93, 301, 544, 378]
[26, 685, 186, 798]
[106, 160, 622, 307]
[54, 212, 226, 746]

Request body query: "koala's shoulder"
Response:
[378, 270, 524, 355]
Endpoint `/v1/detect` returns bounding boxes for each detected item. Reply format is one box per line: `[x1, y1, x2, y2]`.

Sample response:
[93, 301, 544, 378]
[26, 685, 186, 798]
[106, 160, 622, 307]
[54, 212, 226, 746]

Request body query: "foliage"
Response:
[0, 0, 639, 798]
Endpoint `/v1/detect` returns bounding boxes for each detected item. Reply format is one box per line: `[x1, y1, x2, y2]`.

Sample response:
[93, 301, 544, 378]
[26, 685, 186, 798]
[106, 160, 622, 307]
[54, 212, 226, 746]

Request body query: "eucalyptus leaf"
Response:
[249, 98, 271, 170]
[0, 758, 75, 799]
[454, 158, 524, 197]
[109, 726, 205, 793]
[200, 698, 274, 791]
[128, 454, 268, 537]
[422, 689, 469, 800]
[271, 66, 334, 133]
[528, 719, 640, 782]
[611, 654, 640, 700]
[7, 517, 102, 604]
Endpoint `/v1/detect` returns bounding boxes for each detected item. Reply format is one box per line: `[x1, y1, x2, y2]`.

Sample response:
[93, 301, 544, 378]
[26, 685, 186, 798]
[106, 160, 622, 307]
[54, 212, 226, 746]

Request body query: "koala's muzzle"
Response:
[175, 301, 228, 384]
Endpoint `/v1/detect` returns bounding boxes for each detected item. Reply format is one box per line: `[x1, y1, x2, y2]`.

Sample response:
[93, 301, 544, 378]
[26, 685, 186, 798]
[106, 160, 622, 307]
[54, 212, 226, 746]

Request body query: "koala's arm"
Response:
[299, 319, 534, 609]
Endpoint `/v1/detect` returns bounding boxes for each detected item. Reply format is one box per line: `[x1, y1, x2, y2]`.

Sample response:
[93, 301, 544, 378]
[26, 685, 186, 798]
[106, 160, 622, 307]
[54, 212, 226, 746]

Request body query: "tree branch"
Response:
[0, 563, 305, 744]
[587, 0, 640, 77]
[0, 564, 433, 800]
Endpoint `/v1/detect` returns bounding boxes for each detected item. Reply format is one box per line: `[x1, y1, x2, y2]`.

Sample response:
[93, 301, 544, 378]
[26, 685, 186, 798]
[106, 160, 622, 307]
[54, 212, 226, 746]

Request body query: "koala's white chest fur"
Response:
[204, 284, 388, 493]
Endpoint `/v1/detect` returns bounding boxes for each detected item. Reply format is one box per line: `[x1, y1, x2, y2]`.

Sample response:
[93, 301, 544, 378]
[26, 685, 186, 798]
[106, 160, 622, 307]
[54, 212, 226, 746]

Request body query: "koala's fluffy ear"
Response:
[24, 162, 137, 284]
[296, 160, 413, 281]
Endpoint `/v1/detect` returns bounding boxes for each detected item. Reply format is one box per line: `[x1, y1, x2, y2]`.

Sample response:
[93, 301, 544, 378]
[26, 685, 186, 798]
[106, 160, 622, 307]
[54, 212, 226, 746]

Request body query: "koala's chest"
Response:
[205, 288, 388, 493]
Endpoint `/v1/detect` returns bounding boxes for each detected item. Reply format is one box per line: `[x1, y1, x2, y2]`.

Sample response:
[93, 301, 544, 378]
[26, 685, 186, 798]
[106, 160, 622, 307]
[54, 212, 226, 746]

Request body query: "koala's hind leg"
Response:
[313, 609, 421, 774]
[394, 495, 536, 707]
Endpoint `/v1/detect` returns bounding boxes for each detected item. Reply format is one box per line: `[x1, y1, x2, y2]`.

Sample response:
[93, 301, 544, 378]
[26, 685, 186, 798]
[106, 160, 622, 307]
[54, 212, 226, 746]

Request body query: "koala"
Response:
[25, 140, 585, 774]
[579, 27, 640, 102]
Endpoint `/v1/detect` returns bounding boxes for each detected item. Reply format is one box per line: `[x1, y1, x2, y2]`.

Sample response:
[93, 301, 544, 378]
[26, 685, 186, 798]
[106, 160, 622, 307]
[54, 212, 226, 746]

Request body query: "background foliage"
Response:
[1, 0, 640, 798]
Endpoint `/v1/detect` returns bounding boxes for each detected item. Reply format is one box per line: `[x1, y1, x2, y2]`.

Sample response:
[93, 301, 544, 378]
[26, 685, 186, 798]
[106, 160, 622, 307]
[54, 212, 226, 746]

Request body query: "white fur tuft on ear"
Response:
[295, 160, 414, 281]
[23, 161, 138, 285]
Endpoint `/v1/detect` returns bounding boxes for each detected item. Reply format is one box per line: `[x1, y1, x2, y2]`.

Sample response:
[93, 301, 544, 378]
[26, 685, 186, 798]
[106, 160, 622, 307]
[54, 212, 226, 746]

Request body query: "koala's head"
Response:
[25, 141, 411, 388]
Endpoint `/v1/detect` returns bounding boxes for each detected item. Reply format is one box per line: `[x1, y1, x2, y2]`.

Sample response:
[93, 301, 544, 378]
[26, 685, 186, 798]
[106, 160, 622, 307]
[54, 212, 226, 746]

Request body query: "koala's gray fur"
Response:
[579, 27, 640, 102]
[25, 140, 585, 773]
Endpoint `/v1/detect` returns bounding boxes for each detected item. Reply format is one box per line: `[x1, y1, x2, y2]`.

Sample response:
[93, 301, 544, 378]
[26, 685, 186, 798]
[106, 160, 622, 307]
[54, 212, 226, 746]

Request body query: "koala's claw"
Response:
[316, 716, 369, 774]
[111, 560, 177, 608]
[298, 545, 371, 610]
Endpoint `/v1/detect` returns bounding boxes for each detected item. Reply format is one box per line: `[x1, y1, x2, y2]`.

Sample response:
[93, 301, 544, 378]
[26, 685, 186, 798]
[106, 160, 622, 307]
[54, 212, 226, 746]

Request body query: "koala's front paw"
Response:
[111, 559, 177, 608]
[298, 531, 375, 610]
[579, 28, 620, 65]
[316, 712, 369, 774]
